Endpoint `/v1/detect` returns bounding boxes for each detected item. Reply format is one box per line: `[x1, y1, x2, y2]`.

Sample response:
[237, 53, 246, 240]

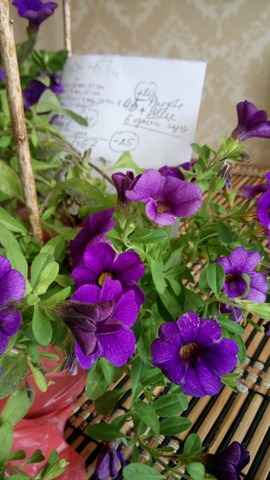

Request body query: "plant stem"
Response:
[0, 0, 43, 244]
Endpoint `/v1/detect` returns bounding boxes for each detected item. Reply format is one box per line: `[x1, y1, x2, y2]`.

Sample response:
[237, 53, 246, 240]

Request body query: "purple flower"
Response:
[0, 256, 26, 354]
[112, 171, 135, 207]
[257, 190, 270, 242]
[0, 67, 5, 82]
[125, 169, 202, 226]
[70, 208, 116, 268]
[216, 247, 268, 302]
[61, 278, 138, 369]
[23, 72, 64, 110]
[151, 312, 238, 397]
[243, 171, 270, 199]
[203, 441, 250, 480]
[95, 442, 126, 480]
[0, 256, 26, 308]
[231, 100, 270, 141]
[72, 242, 145, 306]
[158, 162, 192, 180]
[13, 0, 58, 33]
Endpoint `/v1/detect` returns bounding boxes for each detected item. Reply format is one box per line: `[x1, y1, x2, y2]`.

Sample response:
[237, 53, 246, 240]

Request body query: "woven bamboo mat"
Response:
[64, 167, 270, 480]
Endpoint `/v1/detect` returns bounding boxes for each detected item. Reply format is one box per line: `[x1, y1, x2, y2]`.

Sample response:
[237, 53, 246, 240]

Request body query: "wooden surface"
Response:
[64, 167, 270, 480]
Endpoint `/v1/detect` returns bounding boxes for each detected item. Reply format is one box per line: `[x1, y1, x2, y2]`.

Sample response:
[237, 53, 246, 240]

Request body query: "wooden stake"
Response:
[63, 0, 72, 55]
[0, 0, 43, 244]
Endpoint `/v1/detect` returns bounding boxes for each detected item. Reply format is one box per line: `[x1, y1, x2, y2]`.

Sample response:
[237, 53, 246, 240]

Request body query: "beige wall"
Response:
[10, 0, 270, 166]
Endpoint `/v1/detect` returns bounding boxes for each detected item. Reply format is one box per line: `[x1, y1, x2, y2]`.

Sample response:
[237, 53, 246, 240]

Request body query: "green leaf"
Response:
[6, 476, 29, 480]
[218, 316, 244, 335]
[0, 225, 21, 250]
[87, 423, 125, 441]
[0, 422, 13, 464]
[28, 363, 47, 392]
[151, 258, 166, 294]
[186, 462, 205, 480]
[0, 387, 32, 426]
[129, 228, 168, 245]
[60, 108, 88, 126]
[153, 394, 186, 417]
[30, 252, 54, 287]
[36, 89, 61, 113]
[34, 261, 59, 295]
[32, 304, 52, 345]
[41, 286, 71, 308]
[6, 248, 28, 279]
[85, 358, 120, 400]
[134, 401, 160, 436]
[0, 354, 28, 399]
[7, 450, 26, 461]
[206, 263, 225, 296]
[217, 220, 234, 245]
[59, 178, 105, 207]
[183, 434, 202, 456]
[159, 288, 183, 319]
[123, 464, 165, 480]
[0, 160, 24, 201]
[0, 207, 27, 234]
[95, 388, 129, 415]
[159, 417, 192, 435]
[108, 151, 141, 173]
[234, 299, 270, 318]
[23, 449, 45, 465]
[41, 236, 65, 261]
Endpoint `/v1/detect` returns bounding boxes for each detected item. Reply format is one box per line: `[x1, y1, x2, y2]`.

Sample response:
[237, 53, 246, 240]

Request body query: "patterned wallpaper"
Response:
[10, 0, 270, 166]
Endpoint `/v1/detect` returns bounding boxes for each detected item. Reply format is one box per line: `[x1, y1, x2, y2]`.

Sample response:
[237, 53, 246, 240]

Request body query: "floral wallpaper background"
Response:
[11, 0, 270, 166]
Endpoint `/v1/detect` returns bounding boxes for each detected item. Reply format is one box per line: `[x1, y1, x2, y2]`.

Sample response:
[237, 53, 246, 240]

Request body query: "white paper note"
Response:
[57, 55, 206, 169]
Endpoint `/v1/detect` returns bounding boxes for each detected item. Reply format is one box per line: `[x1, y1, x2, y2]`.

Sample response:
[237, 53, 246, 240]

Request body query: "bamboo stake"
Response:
[63, 0, 72, 55]
[0, 0, 43, 244]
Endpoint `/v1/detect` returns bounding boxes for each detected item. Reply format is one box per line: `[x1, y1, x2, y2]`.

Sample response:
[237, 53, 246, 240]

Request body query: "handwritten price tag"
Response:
[57, 55, 206, 168]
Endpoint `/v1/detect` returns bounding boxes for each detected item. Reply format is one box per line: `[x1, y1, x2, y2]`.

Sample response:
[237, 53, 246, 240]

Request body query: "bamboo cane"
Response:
[0, 0, 43, 244]
[63, 0, 72, 55]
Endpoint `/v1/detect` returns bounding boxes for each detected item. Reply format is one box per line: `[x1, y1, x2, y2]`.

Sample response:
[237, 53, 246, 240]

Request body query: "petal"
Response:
[197, 318, 222, 346]
[0, 333, 8, 354]
[229, 247, 249, 271]
[114, 290, 138, 326]
[242, 182, 268, 199]
[0, 256, 11, 279]
[163, 178, 202, 218]
[98, 327, 136, 367]
[224, 275, 247, 298]
[83, 242, 116, 271]
[72, 284, 102, 303]
[72, 265, 98, 287]
[258, 190, 270, 228]
[191, 361, 223, 396]
[181, 365, 206, 397]
[246, 272, 268, 302]
[151, 337, 181, 363]
[99, 278, 123, 302]
[202, 338, 238, 375]
[177, 312, 201, 344]
[145, 199, 176, 225]
[75, 342, 100, 370]
[215, 257, 231, 274]
[0, 309, 21, 336]
[158, 321, 182, 346]
[125, 169, 162, 202]
[0, 270, 26, 307]
[113, 251, 145, 284]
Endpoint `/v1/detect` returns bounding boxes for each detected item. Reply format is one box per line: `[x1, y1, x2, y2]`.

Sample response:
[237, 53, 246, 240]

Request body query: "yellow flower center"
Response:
[180, 342, 200, 360]
[98, 272, 114, 286]
[157, 202, 170, 214]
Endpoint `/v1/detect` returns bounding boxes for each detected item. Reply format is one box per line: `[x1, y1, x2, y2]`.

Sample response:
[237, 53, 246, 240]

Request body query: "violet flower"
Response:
[112, 171, 135, 207]
[203, 441, 250, 480]
[263, 321, 270, 336]
[70, 208, 116, 268]
[72, 242, 145, 306]
[0, 256, 26, 354]
[13, 0, 58, 33]
[0, 67, 5, 82]
[125, 169, 202, 226]
[231, 100, 270, 141]
[61, 278, 138, 369]
[95, 442, 126, 480]
[257, 190, 270, 243]
[23, 72, 64, 110]
[151, 312, 238, 397]
[243, 171, 270, 199]
[158, 162, 192, 180]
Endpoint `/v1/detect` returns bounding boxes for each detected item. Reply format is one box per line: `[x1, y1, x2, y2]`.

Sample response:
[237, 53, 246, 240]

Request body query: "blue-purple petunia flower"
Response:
[70, 208, 116, 268]
[112, 171, 135, 207]
[72, 242, 145, 306]
[151, 312, 238, 397]
[95, 442, 126, 480]
[125, 168, 202, 226]
[243, 172, 270, 199]
[158, 162, 192, 180]
[231, 100, 270, 141]
[23, 72, 64, 110]
[62, 278, 138, 369]
[13, 0, 58, 33]
[203, 441, 250, 480]
[257, 189, 270, 245]
[0, 256, 26, 354]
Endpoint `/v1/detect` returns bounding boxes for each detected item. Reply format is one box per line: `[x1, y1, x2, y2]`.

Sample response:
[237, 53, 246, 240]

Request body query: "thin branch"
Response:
[0, 0, 43, 244]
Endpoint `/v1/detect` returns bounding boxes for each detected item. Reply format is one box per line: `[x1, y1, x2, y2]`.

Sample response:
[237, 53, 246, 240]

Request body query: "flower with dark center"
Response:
[231, 100, 270, 141]
[151, 312, 238, 397]
[13, 0, 58, 33]
[201, 441, 250, 480]
[59, 278, 138, 369]
[125, 168, 202, 226]
[70, 208, 115, 268]
[95, 442, 126, 480]
[72, 242, 145, 306]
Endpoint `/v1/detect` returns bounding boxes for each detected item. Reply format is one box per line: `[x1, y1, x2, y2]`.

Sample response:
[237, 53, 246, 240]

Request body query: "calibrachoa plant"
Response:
[1, 3, 270, 480]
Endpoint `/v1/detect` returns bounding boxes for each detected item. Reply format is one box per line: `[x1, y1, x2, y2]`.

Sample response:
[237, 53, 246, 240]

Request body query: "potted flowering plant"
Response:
[0, 1, 270, 480]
